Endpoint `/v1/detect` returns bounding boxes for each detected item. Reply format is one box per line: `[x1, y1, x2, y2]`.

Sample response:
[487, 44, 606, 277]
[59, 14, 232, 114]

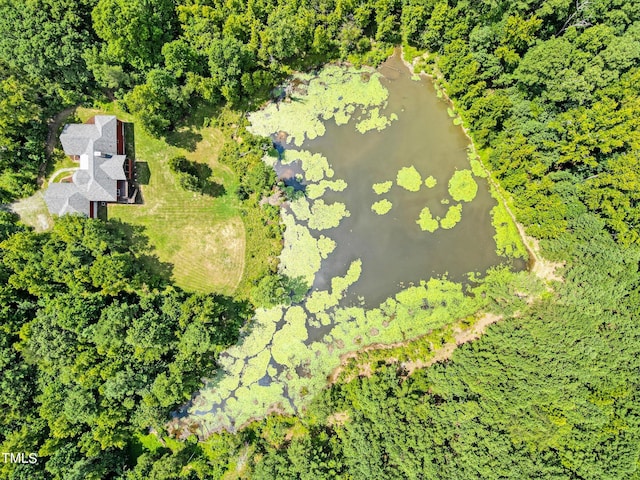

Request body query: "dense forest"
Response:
[1, 0, 640, 478]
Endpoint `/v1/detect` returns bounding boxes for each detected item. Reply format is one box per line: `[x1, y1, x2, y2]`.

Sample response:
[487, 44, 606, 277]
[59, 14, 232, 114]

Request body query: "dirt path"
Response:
[39, 106, 77, 186]
[401, 313, 502, 375]
[328, 313, 503, 384]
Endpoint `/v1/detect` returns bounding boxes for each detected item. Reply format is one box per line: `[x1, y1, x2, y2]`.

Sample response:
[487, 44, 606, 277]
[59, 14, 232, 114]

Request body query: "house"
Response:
[44, 115, 135, 218]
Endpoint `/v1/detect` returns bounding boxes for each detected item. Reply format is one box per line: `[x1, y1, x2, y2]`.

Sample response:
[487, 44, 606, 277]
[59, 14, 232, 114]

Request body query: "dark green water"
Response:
[301, 52, 514, 307]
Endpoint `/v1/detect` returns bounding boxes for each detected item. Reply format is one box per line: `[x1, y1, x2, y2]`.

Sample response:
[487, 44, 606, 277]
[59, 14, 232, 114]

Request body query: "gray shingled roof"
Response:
[93, 116, 118, 153]
[43, 183, 91, 216]
[60, 124, 99, 156]
[73, 165, 117, 202]
[100, 155, 127, 181]
[44, 115, 126, 217]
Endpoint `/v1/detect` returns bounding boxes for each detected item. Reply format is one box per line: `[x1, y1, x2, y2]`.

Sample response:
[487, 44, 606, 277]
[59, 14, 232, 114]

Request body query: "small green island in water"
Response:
[176, 51, 528, 435]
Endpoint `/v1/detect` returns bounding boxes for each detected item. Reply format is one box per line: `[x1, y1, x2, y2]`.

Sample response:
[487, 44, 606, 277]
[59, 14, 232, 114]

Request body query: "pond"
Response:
[172, 50, 526, 437]
[304, 52, 506, 308]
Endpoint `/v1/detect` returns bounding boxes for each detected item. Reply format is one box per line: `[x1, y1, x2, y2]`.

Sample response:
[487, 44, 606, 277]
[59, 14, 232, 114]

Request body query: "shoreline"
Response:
[399, 45, 563, 284]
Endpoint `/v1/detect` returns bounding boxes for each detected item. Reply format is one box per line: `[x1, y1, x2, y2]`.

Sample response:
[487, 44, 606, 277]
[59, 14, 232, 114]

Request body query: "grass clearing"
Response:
[76, 105, 245, 295]
[8, 192, 53, 232]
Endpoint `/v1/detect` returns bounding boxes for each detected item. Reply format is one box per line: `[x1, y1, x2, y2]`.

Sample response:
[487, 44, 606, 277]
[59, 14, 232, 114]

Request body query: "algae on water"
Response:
[397, 165, 423, 192]
[417, 207, 439, 232]
[306, 179, 347, 199]
[283, 150, 334, 182]
[372, 181, 393, 194]
[355, 108, 398, 134]
[424, 175, 437, 188]
[317, 235, 337, 259]
[290, 196, 312, 221]
[440, 204, 463, 229]
[448, 169, 478, 202]
[279, 211, 324, 285]
[372, 199, 393, 215]
[307, 200, 350, 231]
[248, 65, 394, 146]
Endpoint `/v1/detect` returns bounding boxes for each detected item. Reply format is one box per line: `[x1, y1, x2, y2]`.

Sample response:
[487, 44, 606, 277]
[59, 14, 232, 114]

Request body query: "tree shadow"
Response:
[202, 181, 226, 197]
[105, 219, 150, 253]
[136, 162, 151, 185]
[123, 122, 136, 160]
[194, 163, 212, 179]
[179, 102, 223, 131]
[171, 157, 226, 198]
[137, 253, 175, 287]
[165, 128, 203, 152]
[105, 218, 174, 286]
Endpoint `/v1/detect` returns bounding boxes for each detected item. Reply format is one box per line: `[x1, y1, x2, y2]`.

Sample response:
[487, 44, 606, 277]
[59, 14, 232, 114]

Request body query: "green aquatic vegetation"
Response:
[355, 108, 398, 134]
[271, 306, 309, 368]
[187, 269, 517, 433]
[372, 181, 392, 194]
[466, 147, 487, 178]
[226, 307, 282, 359]
[395, 284, 430, 312]
[290, 196, 311, 221]
[248, 98, 326, 147]
[218, 352, 245, 377]
[417, 207, 439, 232]
[307, 316, 321, 328]
[448, 169, 478, 202]
[317, 235, 337, 259]
[334, 103, 357, 125]
[453, 117, 463, 125]
[330, 259, 363, 295]
[371, 199, 393, 215]
[470, 158, 487, 178]
[424, 277, 466, 309]
[305, 260, 362, 313]
[306, 179, 347, 199]
[316, 312, 332, 326]
[181, 57, 540, 438]
[306, 290, 338, 314]
[241, 349, 272, 386]
[283, 150, 333, 182]
[388, 279, 470, 338]
[247, 65, 391, 146]
[396, 165, 423, 192]
[279, 212, 322, 284]
[307, 200, 350, 230]
[440, 198, 449, 205]
[424, 175, 437, 188]
[440, 203, 463, 229]
[491, 202, 528, 259]
[228, 382, 287, 428]
[447, 107, 456, 117]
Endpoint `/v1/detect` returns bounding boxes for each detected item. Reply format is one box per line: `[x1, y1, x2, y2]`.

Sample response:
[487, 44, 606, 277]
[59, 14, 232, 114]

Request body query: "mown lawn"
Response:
[76, 105, 246, 295]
